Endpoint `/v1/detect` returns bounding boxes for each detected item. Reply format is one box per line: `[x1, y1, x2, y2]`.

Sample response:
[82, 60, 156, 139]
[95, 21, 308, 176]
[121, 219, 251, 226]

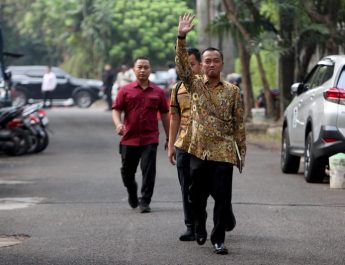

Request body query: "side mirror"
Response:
[291, 82, 305, 95]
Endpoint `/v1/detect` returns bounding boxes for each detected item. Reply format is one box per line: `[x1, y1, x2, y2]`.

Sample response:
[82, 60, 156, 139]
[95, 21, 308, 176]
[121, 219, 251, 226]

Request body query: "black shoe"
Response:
[179, 228, 195, 241]
[128, 193, 138, 209]
[213, 243, 228, 255]
[195, 224, 207, 245]
[139, 202, 151, 213]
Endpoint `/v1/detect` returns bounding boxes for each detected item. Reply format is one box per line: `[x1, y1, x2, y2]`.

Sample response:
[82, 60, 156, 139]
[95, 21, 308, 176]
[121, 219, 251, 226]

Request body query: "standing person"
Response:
[112, 56, 170, 213]
[102, 64, 116, 111]
[41, 65, 57, 108]
[168, 48, 202, 241]
[175, 14, 246, 254]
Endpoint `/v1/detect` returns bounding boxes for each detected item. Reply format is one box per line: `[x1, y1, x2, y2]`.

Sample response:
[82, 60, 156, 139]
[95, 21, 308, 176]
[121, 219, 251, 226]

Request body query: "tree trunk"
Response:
[237, 32, 254, 120]
[255, 53, 274, 117]
[278, 4, 295, 119]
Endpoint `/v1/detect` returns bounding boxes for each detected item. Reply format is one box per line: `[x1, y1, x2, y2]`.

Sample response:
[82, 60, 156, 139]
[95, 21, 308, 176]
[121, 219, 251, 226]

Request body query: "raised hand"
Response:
[178, 13, 195, 37]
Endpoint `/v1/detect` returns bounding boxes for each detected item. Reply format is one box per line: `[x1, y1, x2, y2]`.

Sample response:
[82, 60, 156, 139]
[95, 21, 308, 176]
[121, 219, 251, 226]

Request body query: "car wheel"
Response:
[74, 90, 93, 108]
[13, 90, 28, 107]
[304, 132, 326, 183]
[281, 128, 300, 173]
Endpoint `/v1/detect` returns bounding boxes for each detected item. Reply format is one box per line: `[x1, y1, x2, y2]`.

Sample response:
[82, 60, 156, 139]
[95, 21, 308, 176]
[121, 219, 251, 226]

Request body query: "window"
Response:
[337, 68, 345, 90]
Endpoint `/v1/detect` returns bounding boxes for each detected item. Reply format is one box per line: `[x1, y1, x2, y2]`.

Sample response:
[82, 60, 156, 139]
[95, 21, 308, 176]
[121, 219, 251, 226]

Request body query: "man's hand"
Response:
[178, 13, 195, 37]
[168, 146, 177, 165]
[116, 123, 126, 136]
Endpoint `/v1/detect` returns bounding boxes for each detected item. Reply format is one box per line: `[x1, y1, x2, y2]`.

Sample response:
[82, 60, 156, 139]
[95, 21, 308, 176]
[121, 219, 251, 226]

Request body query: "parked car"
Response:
[7, 65, 103, 108]
[281, 55, 345, 183]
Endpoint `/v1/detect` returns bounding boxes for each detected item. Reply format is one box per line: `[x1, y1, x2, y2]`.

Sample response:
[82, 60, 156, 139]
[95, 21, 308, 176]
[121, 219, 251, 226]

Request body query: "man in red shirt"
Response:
[112, 56, 170, 213]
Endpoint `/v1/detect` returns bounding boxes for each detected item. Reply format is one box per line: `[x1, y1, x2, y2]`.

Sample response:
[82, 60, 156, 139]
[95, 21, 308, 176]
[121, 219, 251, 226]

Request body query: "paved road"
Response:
[0, 106, 344, 265]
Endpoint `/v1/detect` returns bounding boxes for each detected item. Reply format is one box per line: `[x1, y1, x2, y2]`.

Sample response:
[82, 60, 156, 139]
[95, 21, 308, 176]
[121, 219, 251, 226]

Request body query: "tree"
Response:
[1, 0, 196, 78]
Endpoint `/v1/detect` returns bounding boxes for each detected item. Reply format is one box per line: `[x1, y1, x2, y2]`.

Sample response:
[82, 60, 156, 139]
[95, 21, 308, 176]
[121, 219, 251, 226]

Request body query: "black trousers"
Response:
[104, 87, 113, 110]
[43, 91, 53, 107]
[120, 143, 158, 205]
[176, 147, 194, 229]
[189, 155, 233, 244]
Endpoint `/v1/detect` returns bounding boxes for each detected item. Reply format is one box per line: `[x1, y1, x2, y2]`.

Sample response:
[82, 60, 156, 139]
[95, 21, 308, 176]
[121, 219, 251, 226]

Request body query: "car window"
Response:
[303, 66, 318, 91]
[311, 65, 333, 88]
[337, 68, 345, 90]
[304, 65, 333, 90]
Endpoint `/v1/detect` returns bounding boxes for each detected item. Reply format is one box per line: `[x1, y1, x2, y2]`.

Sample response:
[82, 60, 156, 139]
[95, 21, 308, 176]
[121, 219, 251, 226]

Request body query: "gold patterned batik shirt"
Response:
[175, 38, 246, 165]
[170, 81, 192, 149]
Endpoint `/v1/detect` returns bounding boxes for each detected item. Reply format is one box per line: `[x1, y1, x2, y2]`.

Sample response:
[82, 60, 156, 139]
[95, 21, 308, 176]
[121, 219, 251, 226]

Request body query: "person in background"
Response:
[102, 63, 116, 111]
[112, 56, 170, 213]
[41, 65, 57, 108]
[175, 13, 246, 255]
[168, 48, 202, 242]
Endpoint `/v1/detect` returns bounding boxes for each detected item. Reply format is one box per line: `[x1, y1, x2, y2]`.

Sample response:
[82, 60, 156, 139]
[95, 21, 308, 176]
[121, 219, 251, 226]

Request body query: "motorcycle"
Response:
[8, 103, 50, 154]
[0, 106, 29, 155]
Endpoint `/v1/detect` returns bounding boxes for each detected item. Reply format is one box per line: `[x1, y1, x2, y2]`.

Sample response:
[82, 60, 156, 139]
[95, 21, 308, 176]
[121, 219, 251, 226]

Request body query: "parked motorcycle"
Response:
[0, 103, 50, 155]
[0, 106, 29, 155]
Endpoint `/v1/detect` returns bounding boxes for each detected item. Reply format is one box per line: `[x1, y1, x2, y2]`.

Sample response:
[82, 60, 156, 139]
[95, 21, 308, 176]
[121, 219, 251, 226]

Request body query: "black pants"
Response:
[189, 155, 233, 244]
[176, 147, 194, 229]
[104, 87, 112, 110]
[43, 91, 53, 107]
[120, 143, 158, 205]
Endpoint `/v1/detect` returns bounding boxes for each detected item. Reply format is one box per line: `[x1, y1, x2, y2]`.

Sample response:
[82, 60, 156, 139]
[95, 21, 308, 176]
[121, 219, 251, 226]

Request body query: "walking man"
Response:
[112, 56, 170, 213]
[175, 14, 246, 254]
[168, 48, 202, 241]
[102, 63, 115, 111]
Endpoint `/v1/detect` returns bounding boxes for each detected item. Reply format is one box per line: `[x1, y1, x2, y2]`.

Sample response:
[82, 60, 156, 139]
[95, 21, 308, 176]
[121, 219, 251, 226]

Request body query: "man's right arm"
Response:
[175, 13, 196, 92]
[112, 109, 125, 136]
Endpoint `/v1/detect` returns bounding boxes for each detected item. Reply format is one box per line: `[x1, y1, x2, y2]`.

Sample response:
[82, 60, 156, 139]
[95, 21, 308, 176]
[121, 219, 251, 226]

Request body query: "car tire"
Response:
[74, 90, 93, 108]
[304, 132, 326, 183]
[281, 128, 300, 173]
[13, 89, 28, 107]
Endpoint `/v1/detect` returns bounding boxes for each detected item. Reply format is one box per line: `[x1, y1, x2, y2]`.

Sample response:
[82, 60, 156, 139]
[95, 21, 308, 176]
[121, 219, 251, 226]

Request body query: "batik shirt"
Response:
[170, 81, 192, 149]
[175, 38, 246, 165]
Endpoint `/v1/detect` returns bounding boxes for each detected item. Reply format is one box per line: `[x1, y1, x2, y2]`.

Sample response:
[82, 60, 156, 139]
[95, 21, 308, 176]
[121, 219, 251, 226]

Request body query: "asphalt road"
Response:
[0, 105, 344, 265]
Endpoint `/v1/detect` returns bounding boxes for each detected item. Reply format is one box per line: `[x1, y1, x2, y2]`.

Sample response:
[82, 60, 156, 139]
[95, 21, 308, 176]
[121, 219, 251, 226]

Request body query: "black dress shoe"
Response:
[196, 232, 207, 245]
[128, 193, 138, 209]
[213, 243, 228, 255]
[179, 228, 195, 241]
[139, 202, 151, 213]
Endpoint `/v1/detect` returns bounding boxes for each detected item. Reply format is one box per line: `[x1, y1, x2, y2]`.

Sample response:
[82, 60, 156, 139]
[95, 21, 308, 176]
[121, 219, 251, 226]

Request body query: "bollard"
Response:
[329, 153, 345, 189]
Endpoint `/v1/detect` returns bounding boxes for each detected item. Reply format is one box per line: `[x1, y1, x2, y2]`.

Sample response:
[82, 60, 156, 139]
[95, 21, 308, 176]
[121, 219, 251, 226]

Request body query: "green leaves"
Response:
[3, 0, 195, 77]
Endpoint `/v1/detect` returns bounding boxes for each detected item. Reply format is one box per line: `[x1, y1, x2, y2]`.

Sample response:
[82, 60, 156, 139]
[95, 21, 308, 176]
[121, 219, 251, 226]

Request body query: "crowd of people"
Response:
[109, 13, 246, 256]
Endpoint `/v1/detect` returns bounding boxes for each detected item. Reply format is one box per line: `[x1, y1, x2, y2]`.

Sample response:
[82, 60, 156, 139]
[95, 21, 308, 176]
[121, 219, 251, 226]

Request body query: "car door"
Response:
[52, 68, 71, 99]
[25, 69, 45, 99]
[293, 64, 334, 147]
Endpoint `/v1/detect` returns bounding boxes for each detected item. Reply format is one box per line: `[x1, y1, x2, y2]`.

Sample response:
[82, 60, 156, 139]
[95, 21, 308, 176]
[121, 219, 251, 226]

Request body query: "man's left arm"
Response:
[233, 87, 246, 163]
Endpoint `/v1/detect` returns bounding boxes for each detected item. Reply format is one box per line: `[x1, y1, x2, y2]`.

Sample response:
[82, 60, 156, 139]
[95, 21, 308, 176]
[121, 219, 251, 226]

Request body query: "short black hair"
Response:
[187, 48, 201, 62]
[201, 47, 223, 62]
[133, 56, 150, 65]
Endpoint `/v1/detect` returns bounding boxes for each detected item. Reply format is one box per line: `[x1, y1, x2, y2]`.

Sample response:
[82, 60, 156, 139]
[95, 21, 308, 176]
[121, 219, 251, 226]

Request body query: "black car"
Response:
[8, 65, 103, 108]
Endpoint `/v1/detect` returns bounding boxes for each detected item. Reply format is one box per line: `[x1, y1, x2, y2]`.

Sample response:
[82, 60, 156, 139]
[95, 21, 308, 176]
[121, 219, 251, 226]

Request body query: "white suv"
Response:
[281, 55, 345, 183]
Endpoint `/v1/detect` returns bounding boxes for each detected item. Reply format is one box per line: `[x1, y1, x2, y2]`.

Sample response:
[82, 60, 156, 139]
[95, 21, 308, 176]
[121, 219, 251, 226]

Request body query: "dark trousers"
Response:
[104, 87, 113, 110]
[176, 147, 194, 229]
[43, 91, 53, 107]
[190, 155, 233, 244]
[120, 143, 158, 205]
